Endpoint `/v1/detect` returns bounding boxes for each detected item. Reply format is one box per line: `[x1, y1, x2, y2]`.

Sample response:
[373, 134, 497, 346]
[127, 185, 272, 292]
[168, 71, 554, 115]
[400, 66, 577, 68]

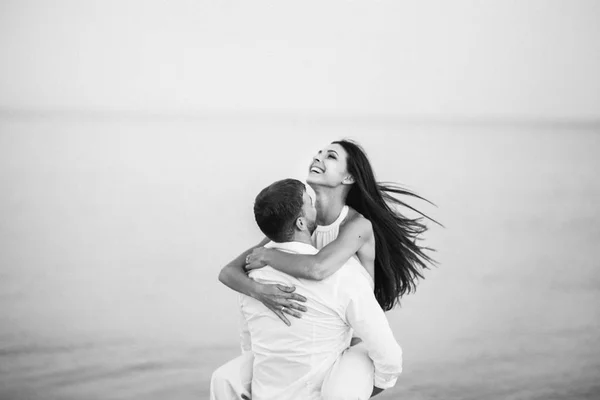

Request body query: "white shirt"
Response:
[239, 241, 403, 400]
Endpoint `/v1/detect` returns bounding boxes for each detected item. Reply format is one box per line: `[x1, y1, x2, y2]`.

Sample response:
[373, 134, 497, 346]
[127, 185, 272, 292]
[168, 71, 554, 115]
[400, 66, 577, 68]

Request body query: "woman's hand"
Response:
[253, 283, 308, 326]
[245, 247, 270, 271]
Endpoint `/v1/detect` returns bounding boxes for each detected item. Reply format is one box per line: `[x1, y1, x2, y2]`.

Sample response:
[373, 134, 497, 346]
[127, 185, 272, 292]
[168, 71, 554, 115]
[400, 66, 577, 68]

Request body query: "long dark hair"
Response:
[333, 139, 439, 311]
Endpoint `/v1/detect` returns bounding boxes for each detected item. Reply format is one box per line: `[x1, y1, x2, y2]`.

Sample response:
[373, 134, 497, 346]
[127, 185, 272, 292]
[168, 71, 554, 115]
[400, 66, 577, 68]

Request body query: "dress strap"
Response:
[315, 205, 349, 232]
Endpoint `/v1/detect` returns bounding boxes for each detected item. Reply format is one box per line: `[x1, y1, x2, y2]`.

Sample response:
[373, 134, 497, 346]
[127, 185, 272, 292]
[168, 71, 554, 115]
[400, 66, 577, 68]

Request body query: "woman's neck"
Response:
[313, 186, 348, 226]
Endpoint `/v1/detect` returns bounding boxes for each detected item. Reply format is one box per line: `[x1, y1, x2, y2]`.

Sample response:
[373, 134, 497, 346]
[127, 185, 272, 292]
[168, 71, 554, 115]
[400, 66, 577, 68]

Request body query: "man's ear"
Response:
[342, 175, 355, 185]
[295, 216, 306, 231]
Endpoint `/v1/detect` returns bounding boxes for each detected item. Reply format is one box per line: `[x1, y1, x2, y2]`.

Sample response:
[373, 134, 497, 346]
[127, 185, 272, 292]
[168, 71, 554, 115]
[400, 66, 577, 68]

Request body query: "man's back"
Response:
[240, 241, 373, 400]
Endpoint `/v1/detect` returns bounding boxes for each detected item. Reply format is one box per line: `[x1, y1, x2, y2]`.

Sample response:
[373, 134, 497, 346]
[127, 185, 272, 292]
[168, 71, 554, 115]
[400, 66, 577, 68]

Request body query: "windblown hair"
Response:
[333, 139, 440, 311]
[254, 178, 306, 243]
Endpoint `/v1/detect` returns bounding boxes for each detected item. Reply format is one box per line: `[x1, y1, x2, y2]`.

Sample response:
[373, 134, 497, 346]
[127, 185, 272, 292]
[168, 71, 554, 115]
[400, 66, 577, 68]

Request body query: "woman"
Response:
[213, 139, 437, 399]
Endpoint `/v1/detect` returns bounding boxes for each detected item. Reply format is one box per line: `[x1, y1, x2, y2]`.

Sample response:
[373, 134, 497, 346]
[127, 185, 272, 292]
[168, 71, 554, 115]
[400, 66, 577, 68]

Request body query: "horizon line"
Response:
[1, 107, 599, 130]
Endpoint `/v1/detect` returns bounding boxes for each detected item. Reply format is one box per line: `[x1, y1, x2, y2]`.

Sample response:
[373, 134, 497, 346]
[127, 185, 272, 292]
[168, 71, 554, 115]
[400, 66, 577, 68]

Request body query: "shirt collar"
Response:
[264, 240, 318, 255]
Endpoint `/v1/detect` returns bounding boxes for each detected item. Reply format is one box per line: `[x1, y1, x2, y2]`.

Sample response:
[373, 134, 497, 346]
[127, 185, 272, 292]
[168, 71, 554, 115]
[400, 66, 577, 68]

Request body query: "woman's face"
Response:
[306, 143, 352, 188]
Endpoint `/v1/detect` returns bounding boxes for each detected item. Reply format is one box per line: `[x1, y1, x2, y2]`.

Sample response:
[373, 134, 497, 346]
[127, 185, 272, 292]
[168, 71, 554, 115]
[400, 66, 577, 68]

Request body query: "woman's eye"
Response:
[328, 155, 336, 159]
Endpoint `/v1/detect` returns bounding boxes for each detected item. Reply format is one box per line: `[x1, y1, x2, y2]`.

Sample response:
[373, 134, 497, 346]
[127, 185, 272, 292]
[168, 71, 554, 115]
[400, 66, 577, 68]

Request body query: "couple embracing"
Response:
[211, 140, 436, 400]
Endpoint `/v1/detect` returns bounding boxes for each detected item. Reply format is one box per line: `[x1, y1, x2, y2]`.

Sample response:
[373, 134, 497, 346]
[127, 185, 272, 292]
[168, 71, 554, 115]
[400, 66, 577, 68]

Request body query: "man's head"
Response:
[253, 179, 317, 243]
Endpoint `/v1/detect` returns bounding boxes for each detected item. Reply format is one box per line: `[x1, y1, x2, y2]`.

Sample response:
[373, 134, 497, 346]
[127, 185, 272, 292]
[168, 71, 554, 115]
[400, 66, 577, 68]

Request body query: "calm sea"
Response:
[1, 113, 599, 399]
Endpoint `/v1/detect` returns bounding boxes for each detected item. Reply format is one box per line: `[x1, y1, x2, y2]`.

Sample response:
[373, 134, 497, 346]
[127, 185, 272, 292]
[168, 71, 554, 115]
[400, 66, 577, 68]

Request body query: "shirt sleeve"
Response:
[239, 294, 252, 354]
[345, 282, 403, 390]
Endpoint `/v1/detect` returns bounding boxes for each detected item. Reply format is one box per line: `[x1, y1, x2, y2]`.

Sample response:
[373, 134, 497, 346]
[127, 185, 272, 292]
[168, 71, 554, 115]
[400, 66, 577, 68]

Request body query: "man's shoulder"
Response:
[264, 241, 318, 255]
[248, 266, 296, 283]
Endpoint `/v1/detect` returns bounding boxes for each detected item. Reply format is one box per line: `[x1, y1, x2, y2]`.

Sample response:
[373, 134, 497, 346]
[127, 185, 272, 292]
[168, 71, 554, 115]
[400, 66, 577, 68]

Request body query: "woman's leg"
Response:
[321, 342, 374, 400]
[209, 352, 253, 400]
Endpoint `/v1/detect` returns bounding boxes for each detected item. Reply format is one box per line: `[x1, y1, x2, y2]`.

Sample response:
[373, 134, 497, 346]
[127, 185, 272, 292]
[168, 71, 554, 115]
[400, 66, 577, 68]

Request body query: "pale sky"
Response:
[1, 0, 599, 120]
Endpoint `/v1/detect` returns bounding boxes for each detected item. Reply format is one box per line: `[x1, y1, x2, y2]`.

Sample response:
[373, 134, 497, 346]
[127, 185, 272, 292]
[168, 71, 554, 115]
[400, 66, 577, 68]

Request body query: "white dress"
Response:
[313, 205, 374, 290]
[311, 205, 375, 399]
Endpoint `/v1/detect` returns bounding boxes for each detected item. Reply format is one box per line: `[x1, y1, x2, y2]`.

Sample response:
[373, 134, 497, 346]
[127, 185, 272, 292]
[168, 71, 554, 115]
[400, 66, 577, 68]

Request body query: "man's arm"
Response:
[345, 278, 403, 394]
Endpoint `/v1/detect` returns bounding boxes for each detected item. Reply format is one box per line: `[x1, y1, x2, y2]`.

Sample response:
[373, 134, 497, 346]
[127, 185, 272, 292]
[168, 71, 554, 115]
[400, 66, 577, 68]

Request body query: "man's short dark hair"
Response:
[254, 179, 306, 243]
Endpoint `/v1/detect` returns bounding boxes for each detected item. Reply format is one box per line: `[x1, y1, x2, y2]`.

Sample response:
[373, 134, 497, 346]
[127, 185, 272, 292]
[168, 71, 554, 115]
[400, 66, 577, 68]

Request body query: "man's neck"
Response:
[312, 186, 348, 226]
[290, 232, 314, 246]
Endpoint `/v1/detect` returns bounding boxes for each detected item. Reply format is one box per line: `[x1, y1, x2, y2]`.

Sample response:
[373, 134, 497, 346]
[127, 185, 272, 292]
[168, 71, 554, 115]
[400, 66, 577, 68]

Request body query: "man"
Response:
[210, 179, 403, 399]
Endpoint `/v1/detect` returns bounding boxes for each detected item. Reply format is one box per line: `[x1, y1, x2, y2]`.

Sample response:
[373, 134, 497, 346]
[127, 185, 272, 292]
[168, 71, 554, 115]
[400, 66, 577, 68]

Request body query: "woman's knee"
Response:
[211, 357, 241, 388]
[322, 386, 370, 400]
[322, 347, 374, 400]
[210, 363, 228, 387]
[322, 376, 372, 400]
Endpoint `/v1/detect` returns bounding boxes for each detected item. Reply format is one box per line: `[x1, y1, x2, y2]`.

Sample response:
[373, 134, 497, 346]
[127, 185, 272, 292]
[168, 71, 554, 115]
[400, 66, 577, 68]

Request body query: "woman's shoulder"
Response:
[342, 207, 373, 233]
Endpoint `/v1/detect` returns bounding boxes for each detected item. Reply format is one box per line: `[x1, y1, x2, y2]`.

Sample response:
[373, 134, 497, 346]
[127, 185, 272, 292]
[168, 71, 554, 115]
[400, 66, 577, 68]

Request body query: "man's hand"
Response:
[253, 283, 308, 326]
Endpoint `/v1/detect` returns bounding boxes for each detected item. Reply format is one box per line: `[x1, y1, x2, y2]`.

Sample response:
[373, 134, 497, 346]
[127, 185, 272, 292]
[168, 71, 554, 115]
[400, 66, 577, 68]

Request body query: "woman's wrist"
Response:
[261, 248, 274, 266]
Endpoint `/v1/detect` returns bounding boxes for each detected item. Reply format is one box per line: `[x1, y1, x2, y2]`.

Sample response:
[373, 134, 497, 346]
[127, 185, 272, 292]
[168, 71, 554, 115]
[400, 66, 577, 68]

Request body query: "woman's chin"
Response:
[307, 175, 337, 189]
[306, 173, 323, 185]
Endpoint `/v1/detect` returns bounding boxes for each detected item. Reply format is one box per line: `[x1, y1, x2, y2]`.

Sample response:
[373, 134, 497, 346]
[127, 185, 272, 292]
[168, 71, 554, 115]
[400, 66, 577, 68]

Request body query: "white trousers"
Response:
[209, 343, 374, 400]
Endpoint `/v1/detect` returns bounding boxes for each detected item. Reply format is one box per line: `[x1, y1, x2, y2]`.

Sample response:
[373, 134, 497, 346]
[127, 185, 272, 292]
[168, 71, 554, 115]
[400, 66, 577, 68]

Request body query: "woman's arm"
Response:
[218, 237, 308, 326]
[218, 237, 270, 296]
[246, 217, 373, 280]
